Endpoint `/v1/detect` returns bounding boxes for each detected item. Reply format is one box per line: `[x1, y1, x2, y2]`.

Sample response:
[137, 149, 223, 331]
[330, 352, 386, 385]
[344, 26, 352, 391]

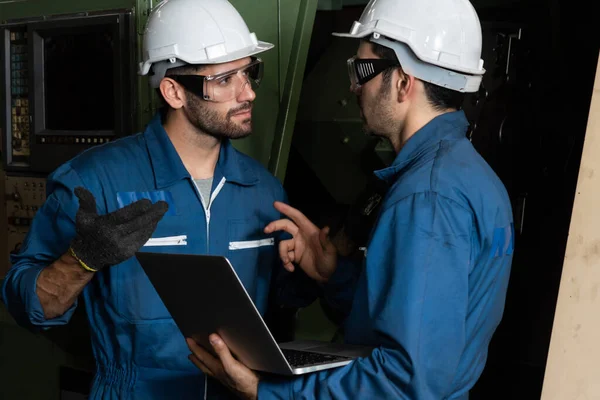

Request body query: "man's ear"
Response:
[159, 78, 186, 109]
[396, 70, 414, 103]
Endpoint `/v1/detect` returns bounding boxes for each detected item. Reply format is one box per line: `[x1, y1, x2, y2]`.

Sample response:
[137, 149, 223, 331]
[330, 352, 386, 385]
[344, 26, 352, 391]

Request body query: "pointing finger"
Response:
[273, 202, 316, 232]
[264, 219, 299, 236]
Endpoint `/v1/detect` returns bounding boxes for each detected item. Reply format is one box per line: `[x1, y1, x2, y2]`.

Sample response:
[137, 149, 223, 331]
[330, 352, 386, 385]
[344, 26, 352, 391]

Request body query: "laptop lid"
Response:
[135, 252, 295, 375]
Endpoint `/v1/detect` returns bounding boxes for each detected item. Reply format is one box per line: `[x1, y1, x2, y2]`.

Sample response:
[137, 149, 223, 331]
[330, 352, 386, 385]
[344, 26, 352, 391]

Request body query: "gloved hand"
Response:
[69, 187, 169, 272]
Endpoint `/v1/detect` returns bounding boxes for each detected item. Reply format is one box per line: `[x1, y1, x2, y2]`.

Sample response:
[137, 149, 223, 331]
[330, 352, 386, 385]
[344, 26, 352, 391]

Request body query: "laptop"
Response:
[135, 252, 373, 375]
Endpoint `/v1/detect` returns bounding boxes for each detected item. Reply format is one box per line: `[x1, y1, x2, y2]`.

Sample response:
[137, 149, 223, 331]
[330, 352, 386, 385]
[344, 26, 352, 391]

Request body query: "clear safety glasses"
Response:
[169, 58, 264, 102]
[347, 55, 400, 91]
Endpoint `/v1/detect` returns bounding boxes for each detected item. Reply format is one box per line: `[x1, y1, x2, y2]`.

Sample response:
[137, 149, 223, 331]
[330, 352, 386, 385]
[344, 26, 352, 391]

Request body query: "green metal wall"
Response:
[0, 0, 317, 398]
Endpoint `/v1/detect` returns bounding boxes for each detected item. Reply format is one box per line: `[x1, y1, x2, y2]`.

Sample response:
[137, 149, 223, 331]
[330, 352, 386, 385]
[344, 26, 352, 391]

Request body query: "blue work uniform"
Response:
[1, 114, 312, 399]
[259, 111, 515, 399]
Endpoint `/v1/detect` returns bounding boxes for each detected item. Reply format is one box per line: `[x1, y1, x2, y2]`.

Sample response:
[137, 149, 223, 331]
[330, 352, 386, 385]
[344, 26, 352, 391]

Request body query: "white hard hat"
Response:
[139, 0, 274, 88]
[333, 0, 485, 93]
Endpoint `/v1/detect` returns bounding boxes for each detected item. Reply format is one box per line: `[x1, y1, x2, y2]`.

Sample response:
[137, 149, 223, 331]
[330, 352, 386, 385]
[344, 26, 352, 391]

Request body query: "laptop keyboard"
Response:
[282, 348, 351, 368]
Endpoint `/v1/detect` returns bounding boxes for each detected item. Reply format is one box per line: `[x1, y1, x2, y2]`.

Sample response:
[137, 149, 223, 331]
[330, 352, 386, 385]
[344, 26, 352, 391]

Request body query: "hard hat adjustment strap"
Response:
[149, 59, 189, 89]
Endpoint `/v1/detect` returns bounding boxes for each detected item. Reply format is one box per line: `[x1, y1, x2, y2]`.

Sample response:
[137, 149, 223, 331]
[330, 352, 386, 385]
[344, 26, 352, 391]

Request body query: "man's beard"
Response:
[184, 92, 253, 140]
[358, 95, 379, 137]
[357, 90, 393, 139]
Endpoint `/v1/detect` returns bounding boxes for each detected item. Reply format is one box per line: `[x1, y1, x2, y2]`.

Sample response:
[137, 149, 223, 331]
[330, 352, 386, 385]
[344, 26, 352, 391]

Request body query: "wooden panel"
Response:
[541, 54, 600, 399]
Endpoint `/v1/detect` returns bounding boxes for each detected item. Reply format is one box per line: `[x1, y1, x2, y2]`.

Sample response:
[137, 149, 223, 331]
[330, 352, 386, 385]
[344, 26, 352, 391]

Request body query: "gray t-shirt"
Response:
[194, 177, 213, 210]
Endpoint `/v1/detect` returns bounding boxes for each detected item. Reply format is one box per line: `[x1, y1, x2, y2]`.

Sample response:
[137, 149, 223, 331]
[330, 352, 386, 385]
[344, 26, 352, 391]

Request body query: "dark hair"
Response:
[370, 42, 465, 111]
[165, 63, 206, 77]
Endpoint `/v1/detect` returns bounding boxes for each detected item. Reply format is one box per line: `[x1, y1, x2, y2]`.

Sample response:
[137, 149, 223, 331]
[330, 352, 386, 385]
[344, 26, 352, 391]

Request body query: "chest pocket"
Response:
[227, 218, 276, 306]
[117, 190, 178, 216]
[114, 213, 192, 324]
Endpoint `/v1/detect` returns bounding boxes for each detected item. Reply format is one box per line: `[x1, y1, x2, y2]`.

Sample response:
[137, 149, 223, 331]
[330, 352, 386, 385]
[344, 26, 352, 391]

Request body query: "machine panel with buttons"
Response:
[0, 12, 136, 174]
[1, 174, 47, 277]
[9, 28, 31, 165]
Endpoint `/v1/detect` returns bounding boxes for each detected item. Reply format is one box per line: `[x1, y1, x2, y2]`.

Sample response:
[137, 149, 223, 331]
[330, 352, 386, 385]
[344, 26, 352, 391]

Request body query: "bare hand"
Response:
[264, 201, 337, 282]
[186, 335, 259, 400]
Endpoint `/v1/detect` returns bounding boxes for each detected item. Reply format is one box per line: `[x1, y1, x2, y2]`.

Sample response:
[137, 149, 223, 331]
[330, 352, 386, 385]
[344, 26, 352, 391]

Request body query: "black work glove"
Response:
[69, 186, 169, 272]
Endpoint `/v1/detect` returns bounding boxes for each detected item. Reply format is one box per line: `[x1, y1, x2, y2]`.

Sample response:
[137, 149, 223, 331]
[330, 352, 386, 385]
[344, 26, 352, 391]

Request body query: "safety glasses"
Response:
[347, 55, 400, 91]
[169, 58, 264, 103]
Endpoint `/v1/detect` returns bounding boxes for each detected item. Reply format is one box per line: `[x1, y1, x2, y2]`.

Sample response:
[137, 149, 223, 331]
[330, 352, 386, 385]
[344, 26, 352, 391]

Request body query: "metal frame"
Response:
[0, 10, 136, 173]
[29, 14, 124, 138]
[269, 0, 318, 181]
[28, 11, 135, 173]
[0, 27, 15, 170]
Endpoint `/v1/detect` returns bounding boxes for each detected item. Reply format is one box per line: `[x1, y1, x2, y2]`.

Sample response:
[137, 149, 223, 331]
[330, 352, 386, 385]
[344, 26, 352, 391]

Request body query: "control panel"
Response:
[9, 28, 31, 165]
[2, 175, 46, 277]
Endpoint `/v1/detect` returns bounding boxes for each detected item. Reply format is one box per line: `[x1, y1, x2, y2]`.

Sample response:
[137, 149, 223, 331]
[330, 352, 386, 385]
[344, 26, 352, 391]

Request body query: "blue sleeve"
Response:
[319, 255, 362, 319]
[258, 192, 473, 399]
[1, 165, 86, 328]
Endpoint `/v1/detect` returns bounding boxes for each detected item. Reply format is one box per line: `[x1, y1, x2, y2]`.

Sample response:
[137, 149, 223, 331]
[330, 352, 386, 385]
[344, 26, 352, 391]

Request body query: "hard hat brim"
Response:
[139, 41, 275, 76]
[199, 41, 275, 65]
[331, 31, 371, 39]
[332, 30, 484, 77]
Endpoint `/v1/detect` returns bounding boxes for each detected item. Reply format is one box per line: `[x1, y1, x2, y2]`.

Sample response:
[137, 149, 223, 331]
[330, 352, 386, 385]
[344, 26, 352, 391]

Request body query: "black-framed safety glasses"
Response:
[168, 58, 264, 103]
[347, 55, 400, 91]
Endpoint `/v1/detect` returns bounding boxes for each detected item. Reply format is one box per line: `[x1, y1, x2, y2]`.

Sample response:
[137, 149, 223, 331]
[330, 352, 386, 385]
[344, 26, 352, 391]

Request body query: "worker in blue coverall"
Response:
[186, 0, 515, 399]
[0, 0, 315, 398]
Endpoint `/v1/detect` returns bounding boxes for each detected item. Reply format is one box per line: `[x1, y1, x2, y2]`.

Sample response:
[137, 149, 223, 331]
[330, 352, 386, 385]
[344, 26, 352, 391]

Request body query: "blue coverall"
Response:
[259, 111, 515, 399]
[1, 114, 313, 399]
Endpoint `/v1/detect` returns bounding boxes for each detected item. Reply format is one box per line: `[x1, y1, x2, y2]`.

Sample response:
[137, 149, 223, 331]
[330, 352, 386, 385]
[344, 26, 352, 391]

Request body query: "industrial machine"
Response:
[1, 9, 136, 278]
[1, 10, 136, 173]
[4, 175, 46, 258]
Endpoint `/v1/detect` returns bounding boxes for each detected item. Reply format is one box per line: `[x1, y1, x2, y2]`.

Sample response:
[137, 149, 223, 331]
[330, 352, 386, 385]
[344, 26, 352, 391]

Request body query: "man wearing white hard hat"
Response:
[187, 0, 515, 398]
[1, 0, 315, 399]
